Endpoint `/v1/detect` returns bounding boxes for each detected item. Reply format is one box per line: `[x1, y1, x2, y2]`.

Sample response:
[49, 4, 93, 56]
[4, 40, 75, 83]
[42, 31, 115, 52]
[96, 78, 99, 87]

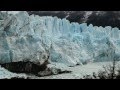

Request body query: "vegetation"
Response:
[83, 59, 120, 79]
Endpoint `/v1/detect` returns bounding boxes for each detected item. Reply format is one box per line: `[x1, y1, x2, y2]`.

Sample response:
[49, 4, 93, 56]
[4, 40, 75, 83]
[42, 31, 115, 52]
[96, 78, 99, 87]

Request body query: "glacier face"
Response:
[0, 11, 120, 66]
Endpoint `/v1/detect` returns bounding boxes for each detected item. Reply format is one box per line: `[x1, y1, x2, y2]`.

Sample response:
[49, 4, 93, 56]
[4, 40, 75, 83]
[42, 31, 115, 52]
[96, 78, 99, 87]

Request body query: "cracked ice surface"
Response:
[0, 11, 120, 66]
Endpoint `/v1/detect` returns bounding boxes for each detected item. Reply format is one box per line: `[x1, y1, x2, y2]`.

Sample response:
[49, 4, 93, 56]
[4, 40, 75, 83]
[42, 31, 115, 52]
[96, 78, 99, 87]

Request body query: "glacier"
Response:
[0, 11, 120, 66]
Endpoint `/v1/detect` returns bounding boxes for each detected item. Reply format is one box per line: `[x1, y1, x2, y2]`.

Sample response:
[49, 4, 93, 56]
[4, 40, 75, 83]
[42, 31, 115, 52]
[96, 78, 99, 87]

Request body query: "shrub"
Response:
[83, 59, 120, 79]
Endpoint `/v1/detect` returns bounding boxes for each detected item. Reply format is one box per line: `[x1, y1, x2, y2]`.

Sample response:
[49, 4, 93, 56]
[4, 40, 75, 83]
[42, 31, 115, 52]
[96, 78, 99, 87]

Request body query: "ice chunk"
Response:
[0, 11, 120, 66]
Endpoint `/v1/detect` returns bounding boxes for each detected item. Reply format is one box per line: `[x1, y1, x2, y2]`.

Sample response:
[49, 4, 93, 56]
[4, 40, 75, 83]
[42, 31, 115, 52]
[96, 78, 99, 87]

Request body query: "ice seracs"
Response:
[0, 11, 120, 66]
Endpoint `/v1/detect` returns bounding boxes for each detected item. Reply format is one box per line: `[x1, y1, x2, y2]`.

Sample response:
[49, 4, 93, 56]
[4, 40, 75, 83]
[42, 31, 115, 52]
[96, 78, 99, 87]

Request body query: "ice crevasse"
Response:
[0, 11, 120, 66]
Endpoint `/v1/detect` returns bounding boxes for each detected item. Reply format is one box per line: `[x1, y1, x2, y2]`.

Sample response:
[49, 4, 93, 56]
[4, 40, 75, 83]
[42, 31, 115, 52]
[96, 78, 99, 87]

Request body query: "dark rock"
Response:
[0, 60, 49, 75]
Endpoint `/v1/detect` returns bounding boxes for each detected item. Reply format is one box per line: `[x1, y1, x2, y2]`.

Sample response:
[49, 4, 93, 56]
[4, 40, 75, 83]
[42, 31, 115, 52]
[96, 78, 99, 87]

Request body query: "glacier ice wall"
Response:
[0, 11, 120, 66]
